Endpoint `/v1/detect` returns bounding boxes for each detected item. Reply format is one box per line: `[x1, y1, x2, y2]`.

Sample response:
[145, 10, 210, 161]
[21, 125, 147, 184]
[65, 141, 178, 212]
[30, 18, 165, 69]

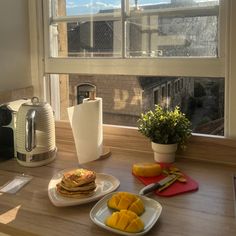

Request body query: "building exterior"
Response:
[57, 0, 223, 134]
[69, 74, 194, 127]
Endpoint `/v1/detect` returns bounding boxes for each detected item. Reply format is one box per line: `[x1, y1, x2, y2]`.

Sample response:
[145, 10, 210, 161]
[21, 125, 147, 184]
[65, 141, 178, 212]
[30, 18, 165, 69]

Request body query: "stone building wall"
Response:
[69, 75, 143, 126]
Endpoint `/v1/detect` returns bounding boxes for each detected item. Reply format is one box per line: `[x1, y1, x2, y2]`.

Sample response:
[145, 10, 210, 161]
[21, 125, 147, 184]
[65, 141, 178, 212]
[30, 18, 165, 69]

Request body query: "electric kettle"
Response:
[15, 97, 57, 167]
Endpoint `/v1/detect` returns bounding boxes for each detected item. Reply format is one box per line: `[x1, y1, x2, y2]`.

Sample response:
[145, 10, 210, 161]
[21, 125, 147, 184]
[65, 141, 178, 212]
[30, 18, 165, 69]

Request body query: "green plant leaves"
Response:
[137, 105, 192, 148]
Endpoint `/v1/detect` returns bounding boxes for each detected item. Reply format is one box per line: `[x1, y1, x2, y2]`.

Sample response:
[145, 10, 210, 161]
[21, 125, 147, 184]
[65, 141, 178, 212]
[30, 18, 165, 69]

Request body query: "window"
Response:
[40, 0, 230, 136]
[177, 79, 181, 92]
[48, 0, 219, 58]
[45, 74, 224, 136]
[180, 78, 184, 89]
[43, 0, 223, 77]
[76, 83, 96, 104]
[167, 82, 171, 107]
[153, 88, 159, 105]
[161, 85, 166, 104]
[174, 81, 178, 93]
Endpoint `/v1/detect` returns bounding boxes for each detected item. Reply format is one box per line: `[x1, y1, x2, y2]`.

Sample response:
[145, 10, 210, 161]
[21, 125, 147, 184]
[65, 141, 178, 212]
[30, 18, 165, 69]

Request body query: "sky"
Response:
[66, 0, 170, 15]
[65, 0, 218, 16]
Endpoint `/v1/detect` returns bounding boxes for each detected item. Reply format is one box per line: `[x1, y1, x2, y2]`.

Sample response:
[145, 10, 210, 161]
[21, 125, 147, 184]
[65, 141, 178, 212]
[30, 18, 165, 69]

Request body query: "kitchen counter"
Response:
[0, 147, 236, 236]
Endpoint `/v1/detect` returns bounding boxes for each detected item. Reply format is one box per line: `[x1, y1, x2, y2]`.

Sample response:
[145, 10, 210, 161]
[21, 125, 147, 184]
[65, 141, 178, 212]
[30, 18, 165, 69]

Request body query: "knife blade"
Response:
[139, 174, 177, 195]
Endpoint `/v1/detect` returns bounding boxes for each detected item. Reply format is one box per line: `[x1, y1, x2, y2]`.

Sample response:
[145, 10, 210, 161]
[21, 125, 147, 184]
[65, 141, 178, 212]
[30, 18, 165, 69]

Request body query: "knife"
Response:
[139, 174, 177, 195]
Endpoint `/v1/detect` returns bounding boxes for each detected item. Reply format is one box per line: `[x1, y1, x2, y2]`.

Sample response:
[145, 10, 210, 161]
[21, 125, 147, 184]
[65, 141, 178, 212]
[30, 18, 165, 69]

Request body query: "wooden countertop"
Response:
[0, 147, 236, 236]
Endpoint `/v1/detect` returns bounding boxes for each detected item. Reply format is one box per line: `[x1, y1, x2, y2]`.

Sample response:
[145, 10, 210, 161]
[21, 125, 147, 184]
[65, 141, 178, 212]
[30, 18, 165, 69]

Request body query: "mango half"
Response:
[105, 209, 144, 233]
[132, 163, 162, 177]
[107, 192, 145, 216]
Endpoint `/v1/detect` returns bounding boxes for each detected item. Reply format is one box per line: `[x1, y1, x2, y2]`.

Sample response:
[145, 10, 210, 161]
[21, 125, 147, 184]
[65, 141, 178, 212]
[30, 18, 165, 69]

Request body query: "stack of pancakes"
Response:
[56, 168, 97, 198]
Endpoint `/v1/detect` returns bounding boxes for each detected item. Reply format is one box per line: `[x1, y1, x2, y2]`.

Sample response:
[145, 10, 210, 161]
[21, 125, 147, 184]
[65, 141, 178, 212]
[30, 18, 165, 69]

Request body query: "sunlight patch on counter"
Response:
[0, 205, 21, 224]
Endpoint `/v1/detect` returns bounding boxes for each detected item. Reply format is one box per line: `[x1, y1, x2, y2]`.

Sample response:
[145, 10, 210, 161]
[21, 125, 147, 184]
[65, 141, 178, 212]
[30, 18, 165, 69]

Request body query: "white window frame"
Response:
[29, 0, 236, 138]
[42, 0, 225, 77]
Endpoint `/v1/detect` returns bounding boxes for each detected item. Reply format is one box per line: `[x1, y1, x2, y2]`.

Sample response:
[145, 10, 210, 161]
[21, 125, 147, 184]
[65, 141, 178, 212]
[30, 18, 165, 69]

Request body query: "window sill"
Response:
[55, 120, 236, 166]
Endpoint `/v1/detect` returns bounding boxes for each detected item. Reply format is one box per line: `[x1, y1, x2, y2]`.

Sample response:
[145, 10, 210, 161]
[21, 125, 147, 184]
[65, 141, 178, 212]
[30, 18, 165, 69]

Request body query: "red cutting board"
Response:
[133, 164, 199, 197]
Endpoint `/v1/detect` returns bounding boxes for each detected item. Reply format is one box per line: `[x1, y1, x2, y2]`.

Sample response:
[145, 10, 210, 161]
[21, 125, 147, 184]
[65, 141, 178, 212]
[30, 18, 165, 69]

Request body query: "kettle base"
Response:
[16, 148, 57, 167]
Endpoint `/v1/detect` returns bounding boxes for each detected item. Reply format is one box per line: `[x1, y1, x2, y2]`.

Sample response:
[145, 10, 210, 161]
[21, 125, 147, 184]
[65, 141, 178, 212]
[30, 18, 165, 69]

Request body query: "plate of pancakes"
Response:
[48, 168, 120, 207]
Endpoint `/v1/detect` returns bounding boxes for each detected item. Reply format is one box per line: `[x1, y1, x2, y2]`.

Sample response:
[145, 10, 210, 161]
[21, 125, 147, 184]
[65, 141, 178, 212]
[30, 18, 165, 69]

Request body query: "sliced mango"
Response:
[107, 192, 145, 215]
[108, 195, 120, 209]
[128, 199, 144, 216]
[116, 213, 130, 230]
[124, 210, 137, 221]
[106, 211, 120, 226]
[125, 218, 144, 233]
[117, 196, 133, 210]
[105, 210, 144, 233]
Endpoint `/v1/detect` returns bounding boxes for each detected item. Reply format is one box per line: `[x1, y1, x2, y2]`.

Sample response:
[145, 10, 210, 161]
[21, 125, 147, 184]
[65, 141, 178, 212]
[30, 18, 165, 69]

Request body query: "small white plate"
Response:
[90, 192, 162, 236]
[48, 170, 120, 207]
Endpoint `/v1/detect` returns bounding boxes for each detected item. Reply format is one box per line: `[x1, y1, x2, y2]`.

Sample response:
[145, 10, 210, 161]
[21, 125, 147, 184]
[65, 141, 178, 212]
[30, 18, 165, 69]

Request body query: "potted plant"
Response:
[138, 105, 192, 163]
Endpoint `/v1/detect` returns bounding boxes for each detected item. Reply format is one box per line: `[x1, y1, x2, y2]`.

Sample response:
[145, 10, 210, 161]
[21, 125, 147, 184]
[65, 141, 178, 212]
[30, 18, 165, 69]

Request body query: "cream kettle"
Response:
[15, 97, 57, 167]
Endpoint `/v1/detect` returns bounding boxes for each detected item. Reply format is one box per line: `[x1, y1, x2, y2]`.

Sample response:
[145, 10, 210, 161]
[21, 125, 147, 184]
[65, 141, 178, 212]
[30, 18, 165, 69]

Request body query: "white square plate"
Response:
[90, 192, 162, 236]
[48, 169, 120, 207]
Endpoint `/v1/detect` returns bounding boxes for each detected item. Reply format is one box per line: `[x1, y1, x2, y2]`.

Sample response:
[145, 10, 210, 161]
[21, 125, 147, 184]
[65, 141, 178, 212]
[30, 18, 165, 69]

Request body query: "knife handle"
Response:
[139, 182, 161, 195]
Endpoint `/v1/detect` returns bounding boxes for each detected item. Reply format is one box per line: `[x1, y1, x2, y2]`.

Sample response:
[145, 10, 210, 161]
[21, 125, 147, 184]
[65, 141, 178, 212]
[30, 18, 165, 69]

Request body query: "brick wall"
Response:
[69, 75, 143, 126]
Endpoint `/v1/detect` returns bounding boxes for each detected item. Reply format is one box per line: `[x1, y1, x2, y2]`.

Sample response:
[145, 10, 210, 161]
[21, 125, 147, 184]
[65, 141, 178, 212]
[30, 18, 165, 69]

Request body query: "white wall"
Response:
[0, 0, 31, 92]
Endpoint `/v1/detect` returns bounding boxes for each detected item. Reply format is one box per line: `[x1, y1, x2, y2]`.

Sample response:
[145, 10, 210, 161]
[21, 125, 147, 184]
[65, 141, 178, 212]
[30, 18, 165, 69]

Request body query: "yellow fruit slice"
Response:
[117, 196, 133, 210]
[105, 210, 144, 233]
[107, 195, 120, 209]
[177, 176, 187, 183]
[105, 211, 120, 226]
[116, 213, 130, 230]
[125, 218, 144, 233]
[132, 163, 162, 177]
[107, 192, 145, 215]
[128, 203, 139, 215]
[123, 210, 137, 221]
[128, 199, 145, 216]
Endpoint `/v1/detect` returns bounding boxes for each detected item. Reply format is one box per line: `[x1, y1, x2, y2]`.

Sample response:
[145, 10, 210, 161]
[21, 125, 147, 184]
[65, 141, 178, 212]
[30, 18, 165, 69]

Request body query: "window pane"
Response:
[53, 21, 120, 57]
[50, 0, 122, 57]
[126, 0, 219, 57]
[50, 0, 219, 58]
[47, 74, 224, 136]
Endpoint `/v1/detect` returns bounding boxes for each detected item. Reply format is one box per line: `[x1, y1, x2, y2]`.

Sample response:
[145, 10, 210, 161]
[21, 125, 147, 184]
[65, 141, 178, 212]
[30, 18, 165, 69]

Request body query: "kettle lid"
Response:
[22, 97, 46, 107]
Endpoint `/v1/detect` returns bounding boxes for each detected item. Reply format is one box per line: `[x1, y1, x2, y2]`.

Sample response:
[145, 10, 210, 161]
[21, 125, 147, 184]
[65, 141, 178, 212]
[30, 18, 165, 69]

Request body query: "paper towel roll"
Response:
[67, 98, 103, 164]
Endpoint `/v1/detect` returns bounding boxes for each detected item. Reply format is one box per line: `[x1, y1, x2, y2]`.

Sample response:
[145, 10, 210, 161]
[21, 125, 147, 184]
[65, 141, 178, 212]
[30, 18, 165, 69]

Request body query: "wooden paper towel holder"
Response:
[99, 146, 111, 160]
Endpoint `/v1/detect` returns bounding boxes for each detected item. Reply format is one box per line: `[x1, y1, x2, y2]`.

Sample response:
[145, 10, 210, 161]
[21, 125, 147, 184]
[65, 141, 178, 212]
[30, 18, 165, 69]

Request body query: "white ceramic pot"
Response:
[151, 142, 178, 163]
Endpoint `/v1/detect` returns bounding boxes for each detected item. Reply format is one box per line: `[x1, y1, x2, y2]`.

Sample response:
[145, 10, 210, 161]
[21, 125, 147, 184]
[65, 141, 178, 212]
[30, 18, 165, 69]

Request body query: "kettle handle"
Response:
[25, 109, 36, 152]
